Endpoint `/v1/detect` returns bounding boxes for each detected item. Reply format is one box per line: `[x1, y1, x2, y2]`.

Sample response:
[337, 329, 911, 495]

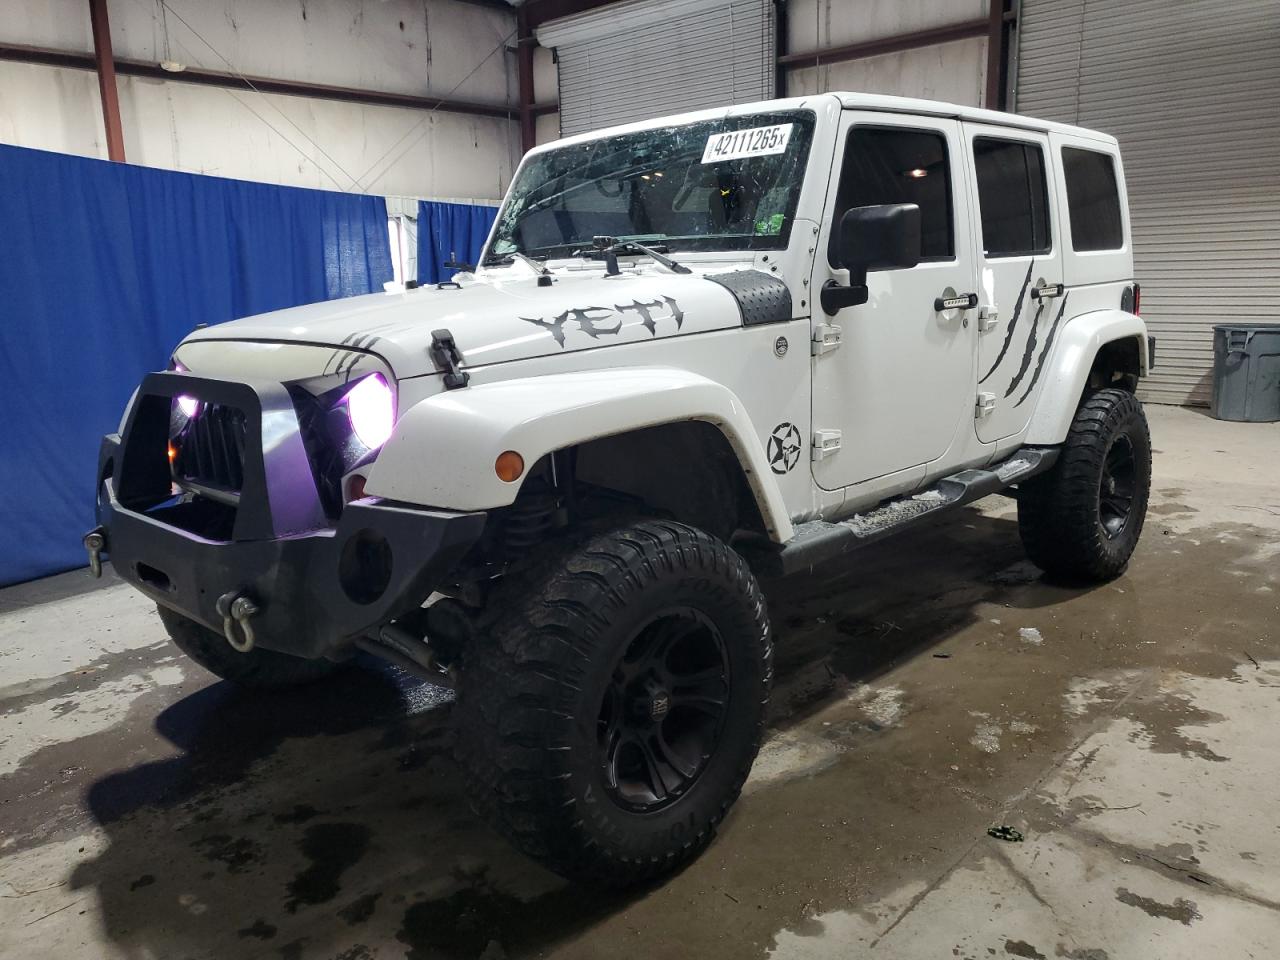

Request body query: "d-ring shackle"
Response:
[215, 592, 259, 653]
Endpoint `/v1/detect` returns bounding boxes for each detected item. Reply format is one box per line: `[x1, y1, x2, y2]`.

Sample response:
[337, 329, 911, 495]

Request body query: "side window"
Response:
[1062, 147, 1124, 251]
[830, 126, 953, 265]
[973, 137, 1051, 256]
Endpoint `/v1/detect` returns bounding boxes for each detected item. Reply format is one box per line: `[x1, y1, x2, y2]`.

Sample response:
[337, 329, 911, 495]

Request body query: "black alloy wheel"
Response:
[598, 609, 730, 812]
[1099, 433, 1137, 538]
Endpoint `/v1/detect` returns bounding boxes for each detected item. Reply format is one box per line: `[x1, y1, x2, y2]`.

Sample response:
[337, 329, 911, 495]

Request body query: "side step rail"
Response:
[752, 447, 1059, 578]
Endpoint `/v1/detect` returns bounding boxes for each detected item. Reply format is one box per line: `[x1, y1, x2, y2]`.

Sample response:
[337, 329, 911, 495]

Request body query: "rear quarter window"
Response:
[973, 137, 1051, 257]
[1062, 147, 1124, 251]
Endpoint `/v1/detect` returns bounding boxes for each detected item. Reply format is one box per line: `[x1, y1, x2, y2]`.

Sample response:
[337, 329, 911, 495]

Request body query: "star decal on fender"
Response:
[767, 422, 803, 474]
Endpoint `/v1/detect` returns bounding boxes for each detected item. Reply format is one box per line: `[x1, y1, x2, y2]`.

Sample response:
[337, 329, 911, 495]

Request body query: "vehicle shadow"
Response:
[70, 503, 1095, 959]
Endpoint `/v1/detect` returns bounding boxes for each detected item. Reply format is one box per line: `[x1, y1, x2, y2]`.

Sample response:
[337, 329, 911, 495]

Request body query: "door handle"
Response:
[1030, 282, 1065, 300]
[934, 292, 978, 311]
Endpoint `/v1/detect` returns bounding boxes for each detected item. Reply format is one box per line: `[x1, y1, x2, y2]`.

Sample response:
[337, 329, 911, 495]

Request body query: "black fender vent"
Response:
[704, 270, 792, 327]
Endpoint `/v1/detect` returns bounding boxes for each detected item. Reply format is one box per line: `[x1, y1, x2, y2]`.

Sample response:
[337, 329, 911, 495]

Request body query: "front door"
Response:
[961, 123, 1065, 443]
[811, 114, 979, 491]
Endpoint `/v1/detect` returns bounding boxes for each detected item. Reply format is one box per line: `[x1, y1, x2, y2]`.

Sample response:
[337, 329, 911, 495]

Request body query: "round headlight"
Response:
[346, 373, 395, 449]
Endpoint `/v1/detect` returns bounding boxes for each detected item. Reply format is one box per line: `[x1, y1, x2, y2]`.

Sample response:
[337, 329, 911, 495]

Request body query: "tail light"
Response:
[1121, 282, 1141, 315]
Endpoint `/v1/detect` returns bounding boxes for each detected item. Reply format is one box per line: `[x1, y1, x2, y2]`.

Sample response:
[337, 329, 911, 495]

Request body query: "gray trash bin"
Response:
[1211, 324, 1280, 422]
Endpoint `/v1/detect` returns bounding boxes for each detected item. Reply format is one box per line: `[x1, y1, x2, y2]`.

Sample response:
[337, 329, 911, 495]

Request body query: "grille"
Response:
[173, 403, 248, 493]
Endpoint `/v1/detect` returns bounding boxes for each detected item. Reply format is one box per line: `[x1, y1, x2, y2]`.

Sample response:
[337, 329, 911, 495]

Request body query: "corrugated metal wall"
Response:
[1017, 0, 1280, 405]
[539, 0, 774, 137]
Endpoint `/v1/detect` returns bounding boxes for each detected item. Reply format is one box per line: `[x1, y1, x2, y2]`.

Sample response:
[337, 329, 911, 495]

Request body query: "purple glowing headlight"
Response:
[346, 373, 395, 449]
[170, 362, 199, 418]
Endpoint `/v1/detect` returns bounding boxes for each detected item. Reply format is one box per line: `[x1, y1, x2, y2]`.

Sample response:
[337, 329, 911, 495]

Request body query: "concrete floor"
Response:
[1, 405, 1277, 960]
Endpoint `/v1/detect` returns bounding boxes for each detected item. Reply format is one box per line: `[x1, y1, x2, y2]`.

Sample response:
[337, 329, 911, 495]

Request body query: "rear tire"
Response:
[158, 605, 341, 688]
[453, 519, 772, 887]
[1018, 388, 1151, 581]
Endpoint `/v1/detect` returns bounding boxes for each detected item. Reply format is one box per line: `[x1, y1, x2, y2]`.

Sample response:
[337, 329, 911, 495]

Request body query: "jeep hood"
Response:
[180, 269, 764, 379]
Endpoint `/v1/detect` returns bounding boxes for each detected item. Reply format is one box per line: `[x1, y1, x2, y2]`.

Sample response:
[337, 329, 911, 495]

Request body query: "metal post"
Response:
[89, 0, 126, 161]
[774, 0, 788, 99]
[517, 7, 538, 154]
[984, 0, 1007, 110]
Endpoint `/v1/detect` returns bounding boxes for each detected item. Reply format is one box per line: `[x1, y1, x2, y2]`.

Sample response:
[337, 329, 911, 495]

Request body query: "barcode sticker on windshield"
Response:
[701, 124, 793, 164]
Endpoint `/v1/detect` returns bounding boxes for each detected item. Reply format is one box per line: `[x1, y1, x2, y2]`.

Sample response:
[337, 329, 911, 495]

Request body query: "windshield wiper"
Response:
[582, 236, 691, 276]
[483, 251, 555, 285]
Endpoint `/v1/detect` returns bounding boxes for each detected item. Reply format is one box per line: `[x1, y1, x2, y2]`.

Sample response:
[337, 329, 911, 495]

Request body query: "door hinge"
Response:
[811, 322, 842, 356]
[975, 392, 997, 419]
[977, 306, 999, 333]
[812, 429, 842, 460]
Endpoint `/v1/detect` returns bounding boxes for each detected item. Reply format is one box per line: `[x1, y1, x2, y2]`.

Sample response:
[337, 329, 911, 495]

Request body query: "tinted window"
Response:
[974, 137, 1051, 256]
[830, 126, 953, 264]
[1062, 147, 1123, 251]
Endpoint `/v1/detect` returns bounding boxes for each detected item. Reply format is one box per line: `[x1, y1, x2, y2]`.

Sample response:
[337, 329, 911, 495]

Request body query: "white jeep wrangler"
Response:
[89, 93, 1153, 886]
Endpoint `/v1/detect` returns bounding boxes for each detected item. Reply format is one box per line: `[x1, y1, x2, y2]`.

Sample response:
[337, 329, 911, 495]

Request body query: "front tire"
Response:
[158, 605, 341, 688]
[453, 519, 772, 887]
[1018, 388, 1151, 581]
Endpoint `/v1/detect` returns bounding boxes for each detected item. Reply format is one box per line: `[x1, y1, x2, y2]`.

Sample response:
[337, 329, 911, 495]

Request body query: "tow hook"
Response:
[83, 527, 107, 578]
[215, 591, 259, 653]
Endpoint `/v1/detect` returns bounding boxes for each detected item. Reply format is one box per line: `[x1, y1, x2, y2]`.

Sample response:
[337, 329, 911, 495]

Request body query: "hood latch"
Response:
[429, 329, 470, 390]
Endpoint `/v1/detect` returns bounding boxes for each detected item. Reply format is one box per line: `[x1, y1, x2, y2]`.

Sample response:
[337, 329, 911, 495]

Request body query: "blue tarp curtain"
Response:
[416, 200, 498, 283]
[0, 144, 394, 586]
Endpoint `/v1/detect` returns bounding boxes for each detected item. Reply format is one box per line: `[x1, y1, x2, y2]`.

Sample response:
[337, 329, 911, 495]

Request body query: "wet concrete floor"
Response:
[1, 405, 1277, 959]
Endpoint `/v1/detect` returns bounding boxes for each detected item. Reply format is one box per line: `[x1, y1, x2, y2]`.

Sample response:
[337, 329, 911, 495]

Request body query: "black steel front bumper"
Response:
[94, 371, 485, 659]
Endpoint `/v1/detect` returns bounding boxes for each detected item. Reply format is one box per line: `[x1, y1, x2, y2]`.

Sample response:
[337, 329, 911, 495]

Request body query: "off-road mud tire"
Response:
[453, 519, 772, 887]
[1018, 388, 1151, 581]
[158, 604, 341, 688]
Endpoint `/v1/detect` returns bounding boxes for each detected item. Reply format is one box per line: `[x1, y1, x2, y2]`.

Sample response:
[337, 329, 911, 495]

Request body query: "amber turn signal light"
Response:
[495, 450, 524, 483]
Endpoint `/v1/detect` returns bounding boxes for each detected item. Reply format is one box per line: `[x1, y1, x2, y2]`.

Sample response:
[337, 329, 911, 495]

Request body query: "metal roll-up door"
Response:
[1016, 0, 1280, 406]
[538, 0, 775, 138]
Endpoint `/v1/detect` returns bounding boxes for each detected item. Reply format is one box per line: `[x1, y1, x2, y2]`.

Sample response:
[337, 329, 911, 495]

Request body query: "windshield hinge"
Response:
[429, 329, 469, 390]
[812, 323, 842, 356]
[975, 392, 996, 419]
[812, 429, 842, 461]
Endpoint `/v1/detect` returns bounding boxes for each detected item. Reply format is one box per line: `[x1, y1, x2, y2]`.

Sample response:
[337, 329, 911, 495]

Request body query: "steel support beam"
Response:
[516, 6, 538, 153]
[523, 0, 619, 30]
[984, 0, 1007, 110]
[88, 0, 125, 161]
[774, 0, 788, 98]
[778, 18, 989, 70]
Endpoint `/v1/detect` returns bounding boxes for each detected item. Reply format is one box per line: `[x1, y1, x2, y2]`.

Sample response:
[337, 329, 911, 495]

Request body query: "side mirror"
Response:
[822, 203, 922, 315]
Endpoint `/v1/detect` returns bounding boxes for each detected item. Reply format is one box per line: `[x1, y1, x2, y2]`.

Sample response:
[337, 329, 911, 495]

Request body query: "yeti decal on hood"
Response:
[521, 297, 685, 347]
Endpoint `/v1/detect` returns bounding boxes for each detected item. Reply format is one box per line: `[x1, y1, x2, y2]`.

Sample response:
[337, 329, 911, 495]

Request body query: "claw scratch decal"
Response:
[323, 331, 381, 377]
[978, 260, 1036, 385]
[1013, 293, 1070, 408]
[1004, 299, 1047, 399]
[522, 297, 684, 348]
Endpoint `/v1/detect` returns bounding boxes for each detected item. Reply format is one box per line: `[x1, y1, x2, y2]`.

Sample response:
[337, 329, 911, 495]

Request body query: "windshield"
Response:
[486, 110, 816, 262]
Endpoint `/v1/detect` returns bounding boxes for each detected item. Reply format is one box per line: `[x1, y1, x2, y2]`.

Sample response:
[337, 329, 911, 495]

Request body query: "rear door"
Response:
[962, 123, 1065, 444]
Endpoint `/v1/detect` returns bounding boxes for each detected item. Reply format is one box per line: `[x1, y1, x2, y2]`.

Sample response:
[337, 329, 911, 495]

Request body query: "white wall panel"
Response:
[787, 35, 987, 107]
[786, 0, 987, 52]
[0, 61, 104, 158]
[2, 0, 514, 103]
[0, 0, 518, 202]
